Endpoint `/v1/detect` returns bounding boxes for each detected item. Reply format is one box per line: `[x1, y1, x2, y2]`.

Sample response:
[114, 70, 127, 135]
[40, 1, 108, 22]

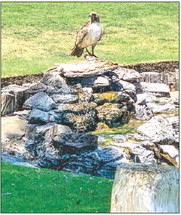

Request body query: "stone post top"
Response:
[117, 163, 178, 173]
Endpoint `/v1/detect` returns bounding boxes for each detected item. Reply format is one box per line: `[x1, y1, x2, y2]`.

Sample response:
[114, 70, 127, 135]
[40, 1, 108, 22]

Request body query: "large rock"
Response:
[93, 91, 136, 106]
[2, 84, 28, 112]
[96, 103, 130, 127]
[62, 154, 100, 175]
[111, 142, 155, 164]
[158, 144, 179, 167]
[86, 146, 128, 164]
[23, 92, 56, 111]
[93, 76, 110, 88]
[2, 111, 29, 142]
[1, 92, 15, 116]
[25, 123, 72, 154]
[62, 146, 130, 179]
[53, 133, 98, 154]
[25, 123, 72, 167]
[28, 109, 49, 124]
[147, 103, 176, 114]
[51, 94, 78, 104]
[118, 80, 136, 91]
[25, 124, 98, 169]
[139, 82, 170, 97]
[41, 71, 68, 89]
[113, 67, 141, 82]
[78, 87, 93, 103]
[139, 71, 163, 83]
[134, 104, 153, 120]
[137, 115, 178, 144]
[54, 60, 118, 78]
[57, 103, 98, 132]
[93, 91, 120, 105]
[23, 82, 47, 100]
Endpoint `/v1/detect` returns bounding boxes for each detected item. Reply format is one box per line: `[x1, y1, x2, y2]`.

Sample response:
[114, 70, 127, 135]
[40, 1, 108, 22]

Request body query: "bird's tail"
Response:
[70, 46, 84, 57]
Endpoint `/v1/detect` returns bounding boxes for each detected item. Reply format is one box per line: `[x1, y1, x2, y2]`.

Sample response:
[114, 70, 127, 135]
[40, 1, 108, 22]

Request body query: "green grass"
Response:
[1, 162, 113, 213]
[2, 2, 179, 77]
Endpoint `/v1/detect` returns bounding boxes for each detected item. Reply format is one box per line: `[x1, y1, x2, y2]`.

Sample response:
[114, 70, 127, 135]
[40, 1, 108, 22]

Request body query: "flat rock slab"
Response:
[2, 111, 29, 141]
[140, 82, 170, 96]
[54, 60, 118, 78]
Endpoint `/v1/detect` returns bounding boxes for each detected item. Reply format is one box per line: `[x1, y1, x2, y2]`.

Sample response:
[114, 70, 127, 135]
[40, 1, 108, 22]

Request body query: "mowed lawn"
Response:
[2, 162, 113, 213]
[2, 2, 179, 77]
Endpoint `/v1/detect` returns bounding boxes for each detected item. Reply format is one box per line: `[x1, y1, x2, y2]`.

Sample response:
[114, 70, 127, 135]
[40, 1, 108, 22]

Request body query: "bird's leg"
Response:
[86, 48, 92, 55]
[91, 45, 97, 57]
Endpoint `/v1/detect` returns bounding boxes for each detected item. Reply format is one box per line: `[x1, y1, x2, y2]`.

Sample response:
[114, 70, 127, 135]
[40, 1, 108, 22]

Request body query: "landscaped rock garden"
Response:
[1, 58, 179, 179]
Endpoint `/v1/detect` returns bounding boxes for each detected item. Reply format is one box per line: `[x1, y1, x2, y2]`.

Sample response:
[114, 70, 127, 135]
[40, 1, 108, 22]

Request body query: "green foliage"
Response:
[2, 162, 113, 213]
[2, 2, 179, 77]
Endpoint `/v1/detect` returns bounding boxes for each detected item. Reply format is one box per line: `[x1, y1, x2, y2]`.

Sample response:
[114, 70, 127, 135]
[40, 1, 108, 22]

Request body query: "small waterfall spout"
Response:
[111, 164, 179, 213]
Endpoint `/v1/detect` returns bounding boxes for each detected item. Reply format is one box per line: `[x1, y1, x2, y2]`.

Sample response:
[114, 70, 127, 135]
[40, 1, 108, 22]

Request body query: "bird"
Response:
[70, 12, 103, 57]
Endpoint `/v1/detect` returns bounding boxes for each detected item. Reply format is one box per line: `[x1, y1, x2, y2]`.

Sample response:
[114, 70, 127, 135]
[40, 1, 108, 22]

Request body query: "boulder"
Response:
[28, 109, 49, 124]
[23, 82, 47, 100]
[1, 92, 15, 116]
[134, 104, 153, 120]
[93, 91, 120, 105]
[55, 60, 118, 78]
[92, 146, 128, 164]
[2, 84, 28, 112]
[147, 103, 176, 114]
[139, 71, 163, 83]
[23, 92, 56, 111]
[2, 110, 29, 142]
[158, 144, 179, 167]
[1, 153, 38, 169]
[41, 71, 68, 89]
[62, 155, 100, 175]
[93, 76, 110, 88]
[111, 142, 155, 164]
[62, 110, 98, 132]
[25, 123, 72, 155]
[96, 103, 130, 127]
[118, 80, 136, 91]
[113, 67, 141, 82]
[93, 91, 136, 106]
[51, 94, 78, 104]
[57, 102, 98, 132]
[94, 160, 123, 179]
[53, 133, 98, 154]
[137, 115, 178, 144]
[25, 123, 72, 168]
[78, 87, 93, 103]
[140, 82, 170, 97]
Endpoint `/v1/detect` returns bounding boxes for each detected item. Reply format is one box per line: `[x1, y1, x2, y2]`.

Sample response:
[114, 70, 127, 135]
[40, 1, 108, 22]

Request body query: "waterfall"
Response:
[111, 164, 179, 213]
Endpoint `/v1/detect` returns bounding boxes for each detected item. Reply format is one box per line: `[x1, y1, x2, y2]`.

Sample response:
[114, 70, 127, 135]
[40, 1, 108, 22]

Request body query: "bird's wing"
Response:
[75, 21, 90, 46]
[98, 25, 104, 42]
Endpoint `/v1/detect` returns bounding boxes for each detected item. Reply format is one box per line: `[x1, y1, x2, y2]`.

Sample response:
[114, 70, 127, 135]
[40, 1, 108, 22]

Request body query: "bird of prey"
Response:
[70, 12, 103, 57]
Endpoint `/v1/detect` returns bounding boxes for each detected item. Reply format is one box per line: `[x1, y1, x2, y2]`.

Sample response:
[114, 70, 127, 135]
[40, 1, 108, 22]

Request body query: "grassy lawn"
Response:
[2, 2, 179, 77]
[1, 162, 113, 213]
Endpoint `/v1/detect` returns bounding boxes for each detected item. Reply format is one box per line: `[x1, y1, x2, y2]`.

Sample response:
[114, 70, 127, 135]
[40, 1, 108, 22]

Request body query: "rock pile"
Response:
[1, 58, 179, 179]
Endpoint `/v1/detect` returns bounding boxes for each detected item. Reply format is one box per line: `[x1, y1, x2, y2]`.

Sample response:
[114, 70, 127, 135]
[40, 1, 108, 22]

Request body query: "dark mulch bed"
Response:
[1, 73, 43, 88]
[1, 61, 179, 88]
[125, 61, 179, 73]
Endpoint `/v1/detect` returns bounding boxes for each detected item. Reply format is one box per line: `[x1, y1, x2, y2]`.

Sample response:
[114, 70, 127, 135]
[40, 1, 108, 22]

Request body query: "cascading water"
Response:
[111, 164, 179, 213]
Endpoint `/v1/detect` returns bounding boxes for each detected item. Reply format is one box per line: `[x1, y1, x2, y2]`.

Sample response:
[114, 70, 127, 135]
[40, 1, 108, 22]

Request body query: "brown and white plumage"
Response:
[70, 12, 103, 57]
